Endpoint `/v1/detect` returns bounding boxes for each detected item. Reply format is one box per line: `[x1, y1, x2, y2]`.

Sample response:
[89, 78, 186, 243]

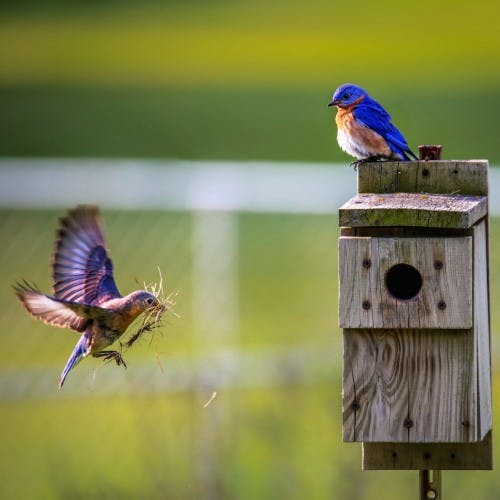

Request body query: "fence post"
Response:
[191, 210, 239, 498]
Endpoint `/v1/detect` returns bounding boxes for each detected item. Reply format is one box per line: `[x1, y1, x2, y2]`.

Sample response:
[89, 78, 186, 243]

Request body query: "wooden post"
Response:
[338, 152, 493, 495]
[418, 145, 443, 500]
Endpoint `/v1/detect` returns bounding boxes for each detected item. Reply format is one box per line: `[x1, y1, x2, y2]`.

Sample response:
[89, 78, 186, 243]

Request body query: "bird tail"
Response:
[406, 148, 418, 160]
[393, 146, 418, 161]
[59, 334, 91, 389]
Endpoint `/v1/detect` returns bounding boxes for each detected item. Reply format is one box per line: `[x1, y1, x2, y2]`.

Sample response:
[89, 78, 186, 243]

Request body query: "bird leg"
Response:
[350, 156, 384, 170]
[94, 350, 127, 368]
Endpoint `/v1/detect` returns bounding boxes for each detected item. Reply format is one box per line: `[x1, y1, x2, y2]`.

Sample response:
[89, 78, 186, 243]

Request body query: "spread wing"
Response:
[354, 100, 417, 160]
[14, 281, 115, 332]
[14, 281, 88, 332]
[52, 205, 121, 306]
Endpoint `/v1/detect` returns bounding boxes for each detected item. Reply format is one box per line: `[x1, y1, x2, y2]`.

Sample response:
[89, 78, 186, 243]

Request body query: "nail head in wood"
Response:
[404, 418, 414, 429]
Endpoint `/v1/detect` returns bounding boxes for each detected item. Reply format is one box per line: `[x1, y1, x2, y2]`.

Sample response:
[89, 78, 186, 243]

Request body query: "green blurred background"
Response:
[1, 0, 500, 499]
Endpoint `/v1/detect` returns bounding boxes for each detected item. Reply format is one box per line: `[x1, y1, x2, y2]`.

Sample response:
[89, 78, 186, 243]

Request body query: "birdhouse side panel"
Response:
[339, 236, 473, 329]
[474, 220, 492, 439]
[343, 328, 477, 443]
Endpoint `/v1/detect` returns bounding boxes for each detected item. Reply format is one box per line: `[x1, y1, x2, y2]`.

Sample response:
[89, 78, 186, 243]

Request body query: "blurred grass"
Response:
[0, 209, 342, 499]
[1, 210, 500, 499]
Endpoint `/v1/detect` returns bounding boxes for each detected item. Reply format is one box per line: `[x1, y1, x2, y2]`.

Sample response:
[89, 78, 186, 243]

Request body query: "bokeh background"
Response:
[1, 0, 500, 499]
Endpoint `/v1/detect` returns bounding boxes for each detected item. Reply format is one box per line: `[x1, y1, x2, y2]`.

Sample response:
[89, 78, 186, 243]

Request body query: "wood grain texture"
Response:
[362, 431, 492, 470]
[473, 221, 492, 439]
[339, 161, 492, 468]
[339, 236, 473, 329]
[357, 160, 489, 196]
[339, 193, 487, 229]
[343, 329, 476, 443]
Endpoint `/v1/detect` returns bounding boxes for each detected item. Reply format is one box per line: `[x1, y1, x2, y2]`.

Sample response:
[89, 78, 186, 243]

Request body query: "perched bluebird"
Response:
[328, 83, 417, 164]
[14, 205, 162, 389]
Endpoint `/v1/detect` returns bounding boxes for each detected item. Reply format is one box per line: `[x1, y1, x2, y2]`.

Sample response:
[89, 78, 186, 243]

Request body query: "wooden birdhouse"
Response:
[338, 159, 492, 471]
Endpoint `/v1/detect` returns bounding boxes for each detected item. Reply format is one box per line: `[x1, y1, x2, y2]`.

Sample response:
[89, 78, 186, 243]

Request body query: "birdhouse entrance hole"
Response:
[385, 263, 422, 300]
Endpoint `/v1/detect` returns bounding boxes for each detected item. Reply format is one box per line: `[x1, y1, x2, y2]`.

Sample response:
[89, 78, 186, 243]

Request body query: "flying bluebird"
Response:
[14, 205, 163, 389]
[328, 83, 417, 164]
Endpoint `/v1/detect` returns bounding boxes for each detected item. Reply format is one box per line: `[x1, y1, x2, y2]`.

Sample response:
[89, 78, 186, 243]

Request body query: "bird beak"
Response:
[328, 99, 339, 107]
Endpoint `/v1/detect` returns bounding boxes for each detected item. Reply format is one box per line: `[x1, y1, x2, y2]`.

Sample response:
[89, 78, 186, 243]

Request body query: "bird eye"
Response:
[343, 93, 351, 100]
[145, 297, 154, 305]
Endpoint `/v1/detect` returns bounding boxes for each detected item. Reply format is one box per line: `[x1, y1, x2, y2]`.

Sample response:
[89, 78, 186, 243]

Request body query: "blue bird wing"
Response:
[353, 101, 417, 160]
[14, 281, 114, 332]
[52, 206, 121, 306]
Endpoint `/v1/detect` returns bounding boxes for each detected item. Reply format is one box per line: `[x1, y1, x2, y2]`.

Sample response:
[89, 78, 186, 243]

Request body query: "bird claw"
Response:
[350, 160, 362, 170]
[96, 350, 127, 368]
[350, 156, 383, 170]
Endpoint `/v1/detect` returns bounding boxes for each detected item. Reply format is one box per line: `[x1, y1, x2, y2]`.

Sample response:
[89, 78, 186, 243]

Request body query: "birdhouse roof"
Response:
[339, 192, 487, 229]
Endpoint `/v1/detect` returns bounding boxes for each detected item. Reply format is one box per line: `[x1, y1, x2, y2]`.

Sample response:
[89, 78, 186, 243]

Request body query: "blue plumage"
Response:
[58, 333, 92, 389]
[328, 83, 417, 162]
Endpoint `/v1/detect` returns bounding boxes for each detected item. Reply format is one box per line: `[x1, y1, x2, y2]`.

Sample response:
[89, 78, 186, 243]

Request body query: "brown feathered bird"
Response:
[14, 205, 161, 389]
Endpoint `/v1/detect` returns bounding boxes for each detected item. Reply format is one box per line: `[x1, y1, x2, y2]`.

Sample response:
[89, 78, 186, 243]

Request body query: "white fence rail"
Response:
[0, 158, 355, 213]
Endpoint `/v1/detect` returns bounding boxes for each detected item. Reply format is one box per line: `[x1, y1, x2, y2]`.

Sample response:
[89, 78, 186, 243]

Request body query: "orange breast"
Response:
[335, 107, 354, 133]
[335, 108, 391, 158]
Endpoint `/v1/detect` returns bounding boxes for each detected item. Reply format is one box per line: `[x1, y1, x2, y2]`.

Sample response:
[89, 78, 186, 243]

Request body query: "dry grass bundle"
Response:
[124, 268, 177, 349]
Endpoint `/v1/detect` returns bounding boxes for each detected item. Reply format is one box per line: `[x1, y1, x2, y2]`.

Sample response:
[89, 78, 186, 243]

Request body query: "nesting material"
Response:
[124, 269, 177, 349]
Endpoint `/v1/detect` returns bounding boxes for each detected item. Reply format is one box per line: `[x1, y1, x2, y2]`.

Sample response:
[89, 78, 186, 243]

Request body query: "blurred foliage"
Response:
[0, 0, 499, 162]
[0, 0, 499, 89]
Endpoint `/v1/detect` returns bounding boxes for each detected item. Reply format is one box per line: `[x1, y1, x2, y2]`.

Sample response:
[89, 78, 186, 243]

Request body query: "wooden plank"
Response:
[339, 193, 487, 229]
[473, 220, 492, 439]
[362, 431, 492, 470]
[357, 160, 489, 196]
[339, 236, 472, 329]
[343, 329, 476, 443]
